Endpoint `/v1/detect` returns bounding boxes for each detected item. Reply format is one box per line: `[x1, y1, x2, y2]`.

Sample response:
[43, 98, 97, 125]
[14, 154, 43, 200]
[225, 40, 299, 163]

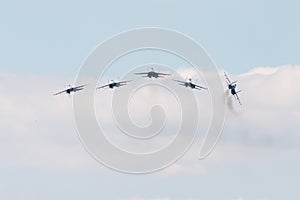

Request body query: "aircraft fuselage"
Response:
[148, 71, 158, 78]
[108, 82, 122, 89]
[231, 88, 237, 95]
[228, 84, 236, 90]
[66, 88, 74, 94]
[184, 82, 196, 89]
[228, 84, 238, 95]
[109, 82, 116, 88]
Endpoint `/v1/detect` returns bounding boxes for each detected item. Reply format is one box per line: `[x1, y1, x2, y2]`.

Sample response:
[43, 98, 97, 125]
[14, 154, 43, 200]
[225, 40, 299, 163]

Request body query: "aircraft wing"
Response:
[97, 84, 110, 89]
[118, 80, 132, 84]
[74, 87, 84, 92]
[172, 79, 186, 84]
[134, 72, 148, 75]
[224, 72, 231, 84]
[73, 84, 86, 89]
[194, 84, 208, 90]
[118, 83, 129, 87]
[53, 89, 67, 96]
[73, 84, 86, 91]
[116, 80, 132, 87]
[157, 72, 171, 76]
[234, 93, 242, 105]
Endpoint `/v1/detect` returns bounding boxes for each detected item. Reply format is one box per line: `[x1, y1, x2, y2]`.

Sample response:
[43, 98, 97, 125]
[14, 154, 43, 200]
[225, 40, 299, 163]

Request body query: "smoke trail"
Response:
[225, 90, 244, 116]
[225, 90, 234, 113]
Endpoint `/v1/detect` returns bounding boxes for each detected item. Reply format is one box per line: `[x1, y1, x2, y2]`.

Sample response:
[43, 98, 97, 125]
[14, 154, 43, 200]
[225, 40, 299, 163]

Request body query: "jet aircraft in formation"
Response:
[224, 72, 242, 105]
[134, 68, 171, 78]
[53, 84, 86, 95]
[172, 78, 207, 90]
[54, 68, 242, 106]
[96, 79, 132, 89]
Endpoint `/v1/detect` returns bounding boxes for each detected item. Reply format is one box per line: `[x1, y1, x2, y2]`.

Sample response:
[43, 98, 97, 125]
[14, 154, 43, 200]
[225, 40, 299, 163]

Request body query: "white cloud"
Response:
[229, 65, 300, 139]
[231, 196, 244, 200]
[1, 65, 300, 174]
[0, 73, 98, 170]
[240, 66, 280, 76]
[161, 65, 300, 174]
[157, 162, 205, 176]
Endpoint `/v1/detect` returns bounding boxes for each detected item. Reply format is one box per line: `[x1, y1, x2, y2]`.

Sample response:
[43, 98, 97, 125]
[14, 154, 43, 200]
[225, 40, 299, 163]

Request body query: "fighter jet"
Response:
[96, 79, 131, 89]
[172, 78, 207, 90]
[224, 72, 242, 105]
[134, 68, 171, 78]
[54, 84, 86, 95]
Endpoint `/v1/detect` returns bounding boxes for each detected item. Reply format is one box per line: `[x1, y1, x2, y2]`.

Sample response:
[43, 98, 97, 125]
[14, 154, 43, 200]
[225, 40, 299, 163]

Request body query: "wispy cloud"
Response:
[231, 196, 244, 200]
[1, 65, 299, 173]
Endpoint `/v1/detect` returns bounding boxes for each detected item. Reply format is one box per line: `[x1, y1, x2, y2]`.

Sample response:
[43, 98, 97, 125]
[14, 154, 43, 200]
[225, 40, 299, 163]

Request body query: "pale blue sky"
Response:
[1, 1, 300, 200]
[1, 0, 300, 76]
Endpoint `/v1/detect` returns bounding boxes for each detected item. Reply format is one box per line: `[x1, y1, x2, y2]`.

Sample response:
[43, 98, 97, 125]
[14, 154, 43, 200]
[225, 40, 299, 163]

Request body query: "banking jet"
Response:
[224, 72, 242, 105]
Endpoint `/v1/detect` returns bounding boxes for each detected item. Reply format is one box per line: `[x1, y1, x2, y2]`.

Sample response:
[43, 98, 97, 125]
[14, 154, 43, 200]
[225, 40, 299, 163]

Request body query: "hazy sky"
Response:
[1, 0, 300, 75]
[0, 1, 299, 200]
